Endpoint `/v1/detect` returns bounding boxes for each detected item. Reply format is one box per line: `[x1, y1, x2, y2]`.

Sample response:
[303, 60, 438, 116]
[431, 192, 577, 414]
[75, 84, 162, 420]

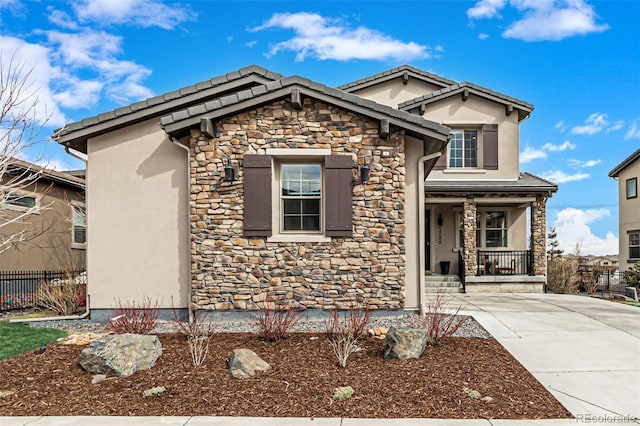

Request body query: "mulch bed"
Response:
[0, 333, 571, 419]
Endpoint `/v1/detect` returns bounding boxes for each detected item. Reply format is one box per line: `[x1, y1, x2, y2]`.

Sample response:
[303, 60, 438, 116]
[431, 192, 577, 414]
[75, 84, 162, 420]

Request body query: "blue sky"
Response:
[1, 0, 638, 255]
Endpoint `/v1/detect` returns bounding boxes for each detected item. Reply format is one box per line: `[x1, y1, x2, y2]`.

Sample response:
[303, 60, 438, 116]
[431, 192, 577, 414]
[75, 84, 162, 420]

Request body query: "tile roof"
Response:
[160, 76, 451, 141]
[425, 172, 557, 194]
[608, 148, 640, 177]
[398, 82, 534, 121]
[338, 64, 455, 92]
[54, 65, 283, 152]
[5, 157, 85, 190]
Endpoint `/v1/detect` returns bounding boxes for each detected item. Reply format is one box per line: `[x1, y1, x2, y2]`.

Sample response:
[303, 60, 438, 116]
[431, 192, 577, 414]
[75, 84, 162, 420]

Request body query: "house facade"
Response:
[340, 66, 557, 294]
[0, 158, 86, 271]
[54, 65, 554, 320]
[609, 148, 640, 272]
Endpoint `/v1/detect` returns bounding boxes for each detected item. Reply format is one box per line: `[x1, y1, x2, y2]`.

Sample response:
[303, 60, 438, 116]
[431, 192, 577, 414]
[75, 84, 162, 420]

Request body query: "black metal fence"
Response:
[587, 269, 631, 295]
[0, 270, 86, 311]
[477, 250, 532, 276]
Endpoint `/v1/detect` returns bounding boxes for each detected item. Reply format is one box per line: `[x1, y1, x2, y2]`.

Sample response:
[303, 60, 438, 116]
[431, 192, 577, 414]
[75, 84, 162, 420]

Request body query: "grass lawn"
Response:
[0, 320, 67, 361]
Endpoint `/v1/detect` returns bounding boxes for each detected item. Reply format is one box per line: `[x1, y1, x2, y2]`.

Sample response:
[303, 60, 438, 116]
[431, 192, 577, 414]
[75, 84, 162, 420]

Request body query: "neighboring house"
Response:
[609, 148, 640, 272]
[0, 158, 86, 271]
[53, 65, 555, 320]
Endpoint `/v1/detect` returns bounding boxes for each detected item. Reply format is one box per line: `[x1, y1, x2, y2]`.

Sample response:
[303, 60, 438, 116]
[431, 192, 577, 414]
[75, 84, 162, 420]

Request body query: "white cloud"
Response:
[567, 158, 601, 168]
[251, 12, 432, 62]
[40, 29, 154, 105]
[467, 0, 608, 41]
[467, 0, 506, 19]
[520, 146, 547, 163]
[542, 140, 576, 152]
[540, 170, 589, 183]
[0, 37, 66, 127]
[625, 120, 640, 140]
[478, 33, 490, 40]
[554, 120, 568, 133]
[606, 120, 624, 132]
[71, 0, 197, 29]
[552, 208, 618, 255]
[47, 7, 79, 30]
[571, 112, 608, 135]
[245, 40, 257, 48]
[226, 35, 234, 43]
[520, 140, 575, 163]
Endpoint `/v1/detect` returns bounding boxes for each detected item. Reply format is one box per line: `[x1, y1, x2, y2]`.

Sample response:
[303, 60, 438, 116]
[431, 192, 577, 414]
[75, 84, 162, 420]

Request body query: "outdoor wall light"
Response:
[360, 163, 370, 184]
[223, 157, 235, 182]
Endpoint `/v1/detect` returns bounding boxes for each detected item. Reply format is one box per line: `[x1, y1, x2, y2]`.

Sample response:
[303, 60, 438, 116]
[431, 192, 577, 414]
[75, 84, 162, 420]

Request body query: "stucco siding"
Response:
[424, 96, 521, 180]
[87, 119, 189, 309]
[617, 161, 640, 271]
[350, 79, 445, 108]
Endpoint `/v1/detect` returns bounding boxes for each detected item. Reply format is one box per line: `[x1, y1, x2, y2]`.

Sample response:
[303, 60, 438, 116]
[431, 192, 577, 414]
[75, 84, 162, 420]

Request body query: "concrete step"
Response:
[424, 286, 463, 293]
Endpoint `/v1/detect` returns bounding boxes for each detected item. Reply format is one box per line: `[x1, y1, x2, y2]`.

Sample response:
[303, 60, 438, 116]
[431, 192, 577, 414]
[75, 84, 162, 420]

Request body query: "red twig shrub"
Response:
[172, 308, 212, 366]
[324, 302, 372, 339]
[107, 297, 159, 334]
[422, 293, 467, 345]
[254, 302, 305, 342]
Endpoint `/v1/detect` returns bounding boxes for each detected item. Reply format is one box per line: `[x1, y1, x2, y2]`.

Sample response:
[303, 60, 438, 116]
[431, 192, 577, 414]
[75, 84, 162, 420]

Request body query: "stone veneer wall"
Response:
[462, 199, 478, 275]
[530, 196, 547, 276]
[189, 98, 407, 311]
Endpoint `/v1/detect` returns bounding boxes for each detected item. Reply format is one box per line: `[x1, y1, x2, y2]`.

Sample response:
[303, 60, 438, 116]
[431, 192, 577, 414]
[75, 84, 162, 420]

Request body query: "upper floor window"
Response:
[5, 192, 36, 209]
[627, 178, 637, 199]
[629, 231, 640, 260]
[72, 205, 86, 245]
[448, 130, 478, 168]
[280, 163, 322, 232]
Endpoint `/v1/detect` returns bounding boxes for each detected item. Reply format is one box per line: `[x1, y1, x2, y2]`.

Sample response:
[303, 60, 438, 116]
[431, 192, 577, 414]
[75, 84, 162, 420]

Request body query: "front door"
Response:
[425, 209, 431, 271]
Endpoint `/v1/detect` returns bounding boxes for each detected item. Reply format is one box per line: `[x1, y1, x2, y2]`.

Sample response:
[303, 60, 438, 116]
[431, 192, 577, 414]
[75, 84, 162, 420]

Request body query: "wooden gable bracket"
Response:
[379, 119, 390, 139]
[420, 103, 427, 115]
[506, 104, 514, 116]
[290, 88, 303, 110]
[200, 118, 216, 138]
[462, 88, 470, 101]
[402, 71, 409, 85]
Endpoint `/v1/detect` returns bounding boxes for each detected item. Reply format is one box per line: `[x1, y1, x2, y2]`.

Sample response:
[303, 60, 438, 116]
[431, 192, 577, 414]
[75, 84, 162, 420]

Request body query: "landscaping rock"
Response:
[383, 326, 428, 359]
[80, 334, 162, 377]
[228, 348, 270, 378]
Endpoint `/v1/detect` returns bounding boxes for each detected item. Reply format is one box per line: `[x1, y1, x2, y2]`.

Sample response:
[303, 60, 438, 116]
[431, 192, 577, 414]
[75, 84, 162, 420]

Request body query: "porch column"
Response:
[462, 199, 477, 275]
[530, 196, 547, 276]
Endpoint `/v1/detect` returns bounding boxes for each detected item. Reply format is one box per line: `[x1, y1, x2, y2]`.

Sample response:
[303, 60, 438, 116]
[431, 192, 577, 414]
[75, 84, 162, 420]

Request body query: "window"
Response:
[72, 205, 86, 247]
[485, 211, 507, 247]
[627, 178, 637, 199]
[630, 231, 640, 259]
[5, 192, 36, 209]
[448, 130, 478, 168]
[455, 210, 507, 248]
[280, 163, 322, 232]
[244, 151, 352, 241]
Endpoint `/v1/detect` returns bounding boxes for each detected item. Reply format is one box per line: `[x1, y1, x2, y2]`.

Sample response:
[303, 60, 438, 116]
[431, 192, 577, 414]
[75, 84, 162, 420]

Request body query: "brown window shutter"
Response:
[324, 155, 353, 237]
[483, 124, 498, 170]
[243, 155, 272, 237]
[433, 150, 447, 170]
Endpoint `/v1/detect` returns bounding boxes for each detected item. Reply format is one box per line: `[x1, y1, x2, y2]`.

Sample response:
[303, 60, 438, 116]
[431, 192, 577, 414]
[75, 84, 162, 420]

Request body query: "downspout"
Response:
[418, 151, 442, 317]
[169, 136, 193, 323]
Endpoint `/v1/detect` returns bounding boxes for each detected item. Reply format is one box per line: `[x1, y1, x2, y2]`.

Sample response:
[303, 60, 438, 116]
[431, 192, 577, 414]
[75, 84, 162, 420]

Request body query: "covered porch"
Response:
[424, 173, 557, 293]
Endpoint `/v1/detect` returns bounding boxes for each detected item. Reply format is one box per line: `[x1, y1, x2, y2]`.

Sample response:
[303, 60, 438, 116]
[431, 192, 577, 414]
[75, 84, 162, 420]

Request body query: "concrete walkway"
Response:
[2, 294, 639, 425]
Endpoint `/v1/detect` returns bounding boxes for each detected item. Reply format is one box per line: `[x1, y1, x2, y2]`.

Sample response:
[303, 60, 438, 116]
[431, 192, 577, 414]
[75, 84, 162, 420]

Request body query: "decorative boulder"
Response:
[229, 348, 270, 379]
[80, 334, 162, 377]
[383, 326, 429, 359]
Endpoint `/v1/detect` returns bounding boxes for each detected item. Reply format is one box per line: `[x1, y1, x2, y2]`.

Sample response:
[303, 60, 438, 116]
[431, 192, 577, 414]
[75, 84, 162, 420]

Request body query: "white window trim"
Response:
[1, 187, 41, 214]
[446, 128, 482, 169]
[70, 200, 87, 250]
[266, 149, 332, 243]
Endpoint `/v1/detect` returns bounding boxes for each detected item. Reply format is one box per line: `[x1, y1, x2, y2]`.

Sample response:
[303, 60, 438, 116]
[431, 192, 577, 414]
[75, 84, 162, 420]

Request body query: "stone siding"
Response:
[530, 196, 547, 276]
[189, 99, 407, 310]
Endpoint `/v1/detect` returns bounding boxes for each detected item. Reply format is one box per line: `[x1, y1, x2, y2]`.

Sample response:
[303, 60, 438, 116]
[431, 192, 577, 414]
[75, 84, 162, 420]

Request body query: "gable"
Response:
[346, 78, 448, 109]
[54, 65, 283, 153]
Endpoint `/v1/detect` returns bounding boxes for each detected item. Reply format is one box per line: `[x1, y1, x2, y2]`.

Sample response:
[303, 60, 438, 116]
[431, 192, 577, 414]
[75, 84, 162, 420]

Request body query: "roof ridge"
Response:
[608, 148, 640, 177]
[338, 65, 456, 91]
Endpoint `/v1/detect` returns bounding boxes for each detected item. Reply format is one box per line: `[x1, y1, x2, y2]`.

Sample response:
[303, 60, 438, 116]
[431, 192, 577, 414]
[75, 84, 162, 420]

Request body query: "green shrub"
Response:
[624, 263, 640, 289]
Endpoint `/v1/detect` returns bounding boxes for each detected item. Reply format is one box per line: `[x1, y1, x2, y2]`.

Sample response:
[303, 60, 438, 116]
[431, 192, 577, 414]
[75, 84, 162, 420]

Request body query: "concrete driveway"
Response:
[450, 293, 640, 421]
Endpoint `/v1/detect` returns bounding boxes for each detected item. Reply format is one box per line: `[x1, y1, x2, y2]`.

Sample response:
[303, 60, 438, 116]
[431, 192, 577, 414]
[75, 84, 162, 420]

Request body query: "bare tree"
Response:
[0, 53, 54, 254]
